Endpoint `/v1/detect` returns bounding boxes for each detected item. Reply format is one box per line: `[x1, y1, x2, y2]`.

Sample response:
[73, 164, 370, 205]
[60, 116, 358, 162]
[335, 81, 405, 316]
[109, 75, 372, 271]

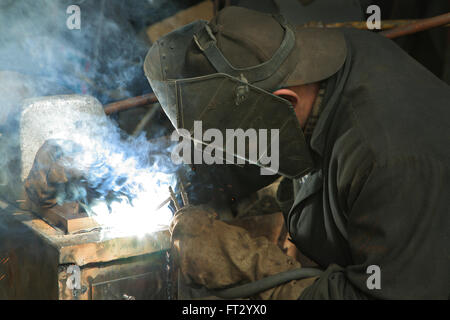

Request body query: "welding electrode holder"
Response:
[155, 182, 191, 212]
[166, 182, 190, 300]
[168, 181, 190, 214]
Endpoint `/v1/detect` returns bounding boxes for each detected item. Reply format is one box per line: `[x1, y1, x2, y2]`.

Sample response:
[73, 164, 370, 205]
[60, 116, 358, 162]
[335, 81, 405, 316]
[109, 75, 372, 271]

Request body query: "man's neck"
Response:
[303, 82, 326, 140]
[289, 82, 320, 128]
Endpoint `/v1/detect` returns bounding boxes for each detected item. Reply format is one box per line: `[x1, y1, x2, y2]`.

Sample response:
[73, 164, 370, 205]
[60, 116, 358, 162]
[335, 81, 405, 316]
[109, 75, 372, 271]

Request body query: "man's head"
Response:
[179, 6, 340, 127]
[144, 6, 347, 178]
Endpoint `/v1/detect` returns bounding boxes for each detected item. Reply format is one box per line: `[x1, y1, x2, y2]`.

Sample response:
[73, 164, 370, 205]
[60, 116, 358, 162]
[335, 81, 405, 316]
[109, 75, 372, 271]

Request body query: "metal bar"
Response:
[305, 19, 450, 31]
[381, 12, 450, 39]
[103, 93, 158, 115]
[132, 103, 160, 136]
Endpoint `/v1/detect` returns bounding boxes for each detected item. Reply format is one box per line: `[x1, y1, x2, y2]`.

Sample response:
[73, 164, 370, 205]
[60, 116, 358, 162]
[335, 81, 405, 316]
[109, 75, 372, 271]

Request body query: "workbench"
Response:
[0, 199, 173, 300]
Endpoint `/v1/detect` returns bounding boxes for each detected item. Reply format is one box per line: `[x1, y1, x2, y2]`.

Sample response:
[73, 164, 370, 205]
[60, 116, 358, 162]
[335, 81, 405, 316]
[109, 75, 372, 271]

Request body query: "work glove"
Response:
[169, 205, 318, 299]
[24, 139, 89, 208]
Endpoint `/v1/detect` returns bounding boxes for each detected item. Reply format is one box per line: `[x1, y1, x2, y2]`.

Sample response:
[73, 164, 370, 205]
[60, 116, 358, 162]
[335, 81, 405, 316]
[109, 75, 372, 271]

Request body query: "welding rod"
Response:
[103, 93, 158, 115]
[168, 186, 181, 211]
[179, 182, 190, 206]
[132, 103, 160, 136]
[155, 183, 192, 211]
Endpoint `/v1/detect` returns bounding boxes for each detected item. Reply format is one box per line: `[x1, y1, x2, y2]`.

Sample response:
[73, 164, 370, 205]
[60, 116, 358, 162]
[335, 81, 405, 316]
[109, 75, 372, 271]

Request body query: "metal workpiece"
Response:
[13, 93, 178, 299]
[19, 95, 106, 181]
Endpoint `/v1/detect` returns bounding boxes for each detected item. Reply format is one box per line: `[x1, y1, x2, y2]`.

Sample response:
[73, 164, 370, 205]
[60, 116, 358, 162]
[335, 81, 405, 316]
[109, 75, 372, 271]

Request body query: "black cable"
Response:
[207, 267, 323, 299]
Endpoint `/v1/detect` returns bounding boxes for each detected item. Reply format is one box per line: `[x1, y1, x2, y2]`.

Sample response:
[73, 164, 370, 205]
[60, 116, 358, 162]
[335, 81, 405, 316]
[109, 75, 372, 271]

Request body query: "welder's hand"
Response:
[169, 205, 317, 299]
[24, 139, 87, 208]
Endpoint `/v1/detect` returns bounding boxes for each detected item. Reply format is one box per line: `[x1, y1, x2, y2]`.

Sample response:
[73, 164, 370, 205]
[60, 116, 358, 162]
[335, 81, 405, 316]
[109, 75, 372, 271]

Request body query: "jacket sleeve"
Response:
[300, 156, 450, 299]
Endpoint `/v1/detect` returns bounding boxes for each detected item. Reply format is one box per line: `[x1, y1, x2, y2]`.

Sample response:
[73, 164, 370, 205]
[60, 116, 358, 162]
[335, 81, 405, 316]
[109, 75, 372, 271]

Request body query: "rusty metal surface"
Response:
[0, 205, 60, 299]
[58, 252, 169, 300]
[25, 197, 99, 234]
[14, 192, 171, 266]
[56, 229, 171, 266]
[0, 202, 173, 299]
[13, 209, 170, 266]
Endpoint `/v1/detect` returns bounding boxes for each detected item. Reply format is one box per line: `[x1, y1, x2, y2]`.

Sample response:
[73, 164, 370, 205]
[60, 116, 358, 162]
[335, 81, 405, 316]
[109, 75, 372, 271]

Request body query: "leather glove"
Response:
[24, 139, 88, 208]
[169, 205, 318, 299]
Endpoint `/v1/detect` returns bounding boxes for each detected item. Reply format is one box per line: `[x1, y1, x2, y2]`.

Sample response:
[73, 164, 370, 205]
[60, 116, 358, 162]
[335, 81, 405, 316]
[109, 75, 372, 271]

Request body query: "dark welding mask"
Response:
[144, 7, 347, 179]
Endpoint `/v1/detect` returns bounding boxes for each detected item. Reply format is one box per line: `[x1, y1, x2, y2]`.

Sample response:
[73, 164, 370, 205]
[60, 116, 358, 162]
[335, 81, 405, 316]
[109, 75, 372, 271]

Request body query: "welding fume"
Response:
[0, 0, 449, 302]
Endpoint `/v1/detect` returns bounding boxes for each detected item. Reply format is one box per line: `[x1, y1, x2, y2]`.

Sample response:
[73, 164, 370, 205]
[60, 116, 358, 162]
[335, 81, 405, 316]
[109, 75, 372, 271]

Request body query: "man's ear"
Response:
[272, 88, 299, 108]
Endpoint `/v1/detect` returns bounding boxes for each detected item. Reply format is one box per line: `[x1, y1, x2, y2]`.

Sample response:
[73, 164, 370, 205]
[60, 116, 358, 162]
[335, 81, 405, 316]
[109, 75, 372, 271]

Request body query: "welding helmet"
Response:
[144, 6, 347, 179]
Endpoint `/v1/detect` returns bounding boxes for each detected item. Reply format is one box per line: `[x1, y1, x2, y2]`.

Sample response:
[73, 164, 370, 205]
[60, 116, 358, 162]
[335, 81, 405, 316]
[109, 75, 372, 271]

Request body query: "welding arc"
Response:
[179, 182, 189, 206]
[207, 267, 322, 299]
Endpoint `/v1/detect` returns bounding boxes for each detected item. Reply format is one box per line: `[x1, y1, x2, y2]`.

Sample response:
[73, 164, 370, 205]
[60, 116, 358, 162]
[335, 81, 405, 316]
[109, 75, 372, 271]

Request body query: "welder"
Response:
[25, 6, 450, 299]
[143, 6, 450, 299]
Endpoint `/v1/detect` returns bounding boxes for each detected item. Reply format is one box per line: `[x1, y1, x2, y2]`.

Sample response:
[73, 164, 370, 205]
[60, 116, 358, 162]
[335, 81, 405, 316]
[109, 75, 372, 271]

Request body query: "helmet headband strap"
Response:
[193, 14, 295, 83]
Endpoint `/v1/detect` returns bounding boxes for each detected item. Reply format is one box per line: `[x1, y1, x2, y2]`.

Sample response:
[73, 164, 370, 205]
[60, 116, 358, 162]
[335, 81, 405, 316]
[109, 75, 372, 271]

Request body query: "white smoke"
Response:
[51, 114, 178, 237]
[0, 0, 188, 235]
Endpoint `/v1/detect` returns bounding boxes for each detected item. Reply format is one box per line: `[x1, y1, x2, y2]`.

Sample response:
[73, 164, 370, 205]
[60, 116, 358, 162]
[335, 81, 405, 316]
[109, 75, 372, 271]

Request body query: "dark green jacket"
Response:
[288, 28, 450, 299]
[191, 27, 449, 300]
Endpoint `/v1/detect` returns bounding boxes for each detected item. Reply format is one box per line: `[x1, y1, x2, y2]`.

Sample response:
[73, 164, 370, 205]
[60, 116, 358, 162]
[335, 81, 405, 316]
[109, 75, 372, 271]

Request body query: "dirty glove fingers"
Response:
[169, 205, 217, 236]
[171, 207, 304, 293]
